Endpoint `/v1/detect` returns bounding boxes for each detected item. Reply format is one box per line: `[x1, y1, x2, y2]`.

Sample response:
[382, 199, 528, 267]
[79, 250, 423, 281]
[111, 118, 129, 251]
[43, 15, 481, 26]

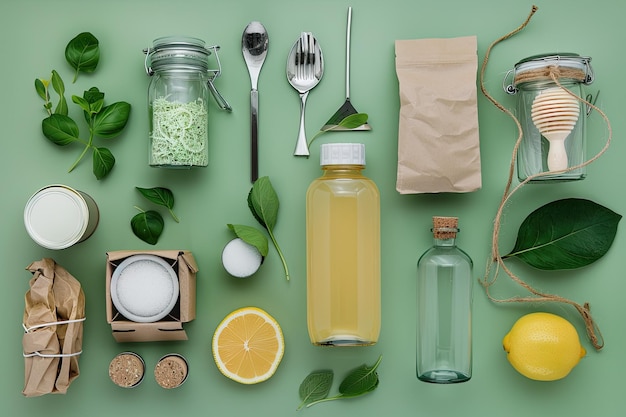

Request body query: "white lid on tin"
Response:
[320, 143, 366, 166]
[24, 185, 89, 250]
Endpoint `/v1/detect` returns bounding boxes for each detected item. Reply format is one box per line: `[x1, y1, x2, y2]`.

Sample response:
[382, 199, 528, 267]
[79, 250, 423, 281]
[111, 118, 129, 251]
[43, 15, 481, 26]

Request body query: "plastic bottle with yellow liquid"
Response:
[306, 143, 380, 346]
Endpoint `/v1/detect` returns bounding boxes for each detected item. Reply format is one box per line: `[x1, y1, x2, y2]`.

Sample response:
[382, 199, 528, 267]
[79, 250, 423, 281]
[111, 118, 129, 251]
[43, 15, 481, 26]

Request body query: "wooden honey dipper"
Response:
[531, 86, 580, 171]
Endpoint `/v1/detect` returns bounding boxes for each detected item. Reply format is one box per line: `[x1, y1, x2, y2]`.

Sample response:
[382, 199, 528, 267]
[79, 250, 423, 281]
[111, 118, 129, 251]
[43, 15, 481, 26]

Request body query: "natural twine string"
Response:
[478, 5, 612, 351]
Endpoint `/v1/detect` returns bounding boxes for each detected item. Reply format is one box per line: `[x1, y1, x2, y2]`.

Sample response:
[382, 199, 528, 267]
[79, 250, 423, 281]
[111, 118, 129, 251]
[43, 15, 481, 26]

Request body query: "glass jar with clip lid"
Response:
[504, 53, 594, 182]
[144, 36, 231, 168]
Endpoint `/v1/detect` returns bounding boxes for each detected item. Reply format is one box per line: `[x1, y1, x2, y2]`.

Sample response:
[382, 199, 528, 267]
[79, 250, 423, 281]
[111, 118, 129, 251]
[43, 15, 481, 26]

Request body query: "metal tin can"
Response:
[24, 185, 99, 250]
[144, 36, 230, 168]
[504, 53, 594, 182]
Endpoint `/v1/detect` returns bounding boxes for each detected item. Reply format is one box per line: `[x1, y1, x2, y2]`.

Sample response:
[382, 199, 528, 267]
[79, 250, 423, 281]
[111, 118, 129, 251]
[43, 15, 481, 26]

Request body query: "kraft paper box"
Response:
[105, 250, 198, 342]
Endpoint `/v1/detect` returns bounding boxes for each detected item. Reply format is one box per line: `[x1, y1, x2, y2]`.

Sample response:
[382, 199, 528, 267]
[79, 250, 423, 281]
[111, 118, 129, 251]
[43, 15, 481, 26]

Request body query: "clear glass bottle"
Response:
[306, 143, 380, 346]
[417, 216, 472, 383]
[144, 36, 216, 168]
[504, 53, 594, 182]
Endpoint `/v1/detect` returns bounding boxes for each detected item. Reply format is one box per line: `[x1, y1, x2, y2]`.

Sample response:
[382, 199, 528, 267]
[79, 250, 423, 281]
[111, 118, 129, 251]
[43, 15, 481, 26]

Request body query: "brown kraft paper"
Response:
[22, 258, 85, 397]
[395, 36, 481, 194]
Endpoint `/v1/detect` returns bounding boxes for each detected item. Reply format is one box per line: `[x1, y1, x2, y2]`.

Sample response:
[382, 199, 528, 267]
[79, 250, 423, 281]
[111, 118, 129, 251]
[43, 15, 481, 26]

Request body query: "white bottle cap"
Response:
[320, 143, 366, 166]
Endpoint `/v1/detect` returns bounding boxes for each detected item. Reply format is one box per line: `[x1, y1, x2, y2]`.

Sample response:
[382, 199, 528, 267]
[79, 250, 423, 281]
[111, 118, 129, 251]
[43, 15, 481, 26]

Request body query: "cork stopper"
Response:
[432, 216, 459, 239]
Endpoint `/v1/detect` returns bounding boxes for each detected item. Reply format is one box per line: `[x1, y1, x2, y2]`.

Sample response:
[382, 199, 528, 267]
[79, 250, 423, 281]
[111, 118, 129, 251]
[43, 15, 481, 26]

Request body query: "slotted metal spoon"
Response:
[286, 32, 324, 157]
[322, 7, 370, 131]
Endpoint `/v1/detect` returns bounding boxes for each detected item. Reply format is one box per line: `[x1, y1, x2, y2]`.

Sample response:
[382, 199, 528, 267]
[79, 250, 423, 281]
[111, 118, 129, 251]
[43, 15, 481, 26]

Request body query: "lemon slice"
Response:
[212, 307, 285, 384]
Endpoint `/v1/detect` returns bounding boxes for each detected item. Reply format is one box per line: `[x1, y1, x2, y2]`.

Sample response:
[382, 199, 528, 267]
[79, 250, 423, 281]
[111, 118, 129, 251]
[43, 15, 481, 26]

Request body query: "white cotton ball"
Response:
[222, 238, 263, 278]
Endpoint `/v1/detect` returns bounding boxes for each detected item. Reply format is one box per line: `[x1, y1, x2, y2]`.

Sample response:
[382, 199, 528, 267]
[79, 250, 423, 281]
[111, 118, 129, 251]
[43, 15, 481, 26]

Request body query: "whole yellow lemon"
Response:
[502, 312, 586, 381]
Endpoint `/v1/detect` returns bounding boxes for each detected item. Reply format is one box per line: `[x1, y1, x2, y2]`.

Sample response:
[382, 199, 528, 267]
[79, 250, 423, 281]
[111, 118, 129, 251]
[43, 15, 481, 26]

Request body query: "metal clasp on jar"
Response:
[143, 43, 232, 112]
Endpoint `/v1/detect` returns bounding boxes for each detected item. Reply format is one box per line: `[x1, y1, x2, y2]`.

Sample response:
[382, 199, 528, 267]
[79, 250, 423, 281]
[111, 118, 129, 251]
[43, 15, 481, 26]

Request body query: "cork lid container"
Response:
[432, 216, 459, 239]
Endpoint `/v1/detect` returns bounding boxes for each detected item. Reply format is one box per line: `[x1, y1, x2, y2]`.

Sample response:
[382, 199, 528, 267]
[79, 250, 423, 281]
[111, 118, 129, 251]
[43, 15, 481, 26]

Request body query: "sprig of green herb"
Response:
[35, 33, 130, 180]
[297, 355, 382, 410]
[136, 186, 179, 222]
[130, 207, 164, 245]
[307, 113, 369, 147]
[247, 176, 290, 281]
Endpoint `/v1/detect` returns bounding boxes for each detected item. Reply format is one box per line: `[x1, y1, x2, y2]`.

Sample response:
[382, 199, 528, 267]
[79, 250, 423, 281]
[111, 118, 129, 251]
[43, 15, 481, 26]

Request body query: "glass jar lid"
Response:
[145, 36, 212, 74]
[504, 53, 593, 94]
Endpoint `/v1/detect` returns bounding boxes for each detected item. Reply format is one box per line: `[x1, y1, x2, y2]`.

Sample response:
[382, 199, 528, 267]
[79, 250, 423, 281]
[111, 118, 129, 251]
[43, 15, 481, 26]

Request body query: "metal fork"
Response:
[287, 32, 324, 156]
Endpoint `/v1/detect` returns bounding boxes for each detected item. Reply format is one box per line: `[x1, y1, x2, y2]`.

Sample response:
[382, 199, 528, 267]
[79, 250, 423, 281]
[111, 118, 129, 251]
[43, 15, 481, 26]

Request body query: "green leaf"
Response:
[297, 370, 333, 411]
[136, 187, 179, 222]
[65, 32, 100, 82]
[504, 198, 622, 270]
[35, 78, 47, 101]
[247, 176, 290, 281]
[83, 87, 105, 104]
[336, 113, 369, 130]
[131, 209, 164, 245]
[71, 95, 91, 114]
[248, 176, 279, 230]
[51, 70, 68, 116]
[338, 355, 382, 397]
[93, 101, 131, 138]
[227, 224, 269, 257]
[41, 114, 80, 145]
[308, 113, 369, 147]
[93, 147, 115, 179]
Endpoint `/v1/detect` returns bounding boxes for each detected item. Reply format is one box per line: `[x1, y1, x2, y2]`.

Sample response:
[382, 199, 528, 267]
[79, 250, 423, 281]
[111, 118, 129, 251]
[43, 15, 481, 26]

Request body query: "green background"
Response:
[3, 0, 624, 415]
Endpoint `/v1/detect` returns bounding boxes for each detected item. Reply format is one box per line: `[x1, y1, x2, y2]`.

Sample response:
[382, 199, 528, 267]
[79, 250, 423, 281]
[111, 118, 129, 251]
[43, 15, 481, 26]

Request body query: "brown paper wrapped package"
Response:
[395, 36, 481, 194]
[22, 258, 85, 397]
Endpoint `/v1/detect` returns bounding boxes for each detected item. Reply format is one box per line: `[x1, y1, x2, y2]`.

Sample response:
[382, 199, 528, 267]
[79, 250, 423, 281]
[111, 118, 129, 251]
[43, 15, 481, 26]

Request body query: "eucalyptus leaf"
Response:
[131, 209, 164, 245]
[65, 32, 100, 82]
[297, 370, 333, 411]
[136, 186, 179, 222]
[93, 147, 115, 180]
[42, 114, 80, 145]
[504, 198, 621, 270]
[93, 101, 131, 137]
[227, 224, 269, 257]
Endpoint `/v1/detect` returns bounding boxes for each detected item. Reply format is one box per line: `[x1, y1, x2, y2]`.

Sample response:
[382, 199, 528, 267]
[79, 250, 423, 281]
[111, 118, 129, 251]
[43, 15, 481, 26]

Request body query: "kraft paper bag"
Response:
[395, 36, 481, 194]
[22, 258, 85, 397]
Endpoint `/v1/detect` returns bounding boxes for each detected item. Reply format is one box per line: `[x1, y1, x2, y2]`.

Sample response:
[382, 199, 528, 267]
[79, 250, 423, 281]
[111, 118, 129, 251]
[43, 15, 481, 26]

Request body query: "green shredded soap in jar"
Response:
[144, 36, 216, 168]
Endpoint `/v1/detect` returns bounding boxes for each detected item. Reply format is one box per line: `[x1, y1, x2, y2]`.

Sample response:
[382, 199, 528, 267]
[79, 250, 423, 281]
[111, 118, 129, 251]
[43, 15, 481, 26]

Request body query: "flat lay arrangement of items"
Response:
[17, 5, 621, 414]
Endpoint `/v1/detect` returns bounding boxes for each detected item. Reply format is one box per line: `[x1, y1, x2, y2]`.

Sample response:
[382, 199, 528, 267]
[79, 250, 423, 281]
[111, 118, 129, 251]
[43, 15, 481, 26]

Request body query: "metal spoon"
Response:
[242, 21, 269, 183]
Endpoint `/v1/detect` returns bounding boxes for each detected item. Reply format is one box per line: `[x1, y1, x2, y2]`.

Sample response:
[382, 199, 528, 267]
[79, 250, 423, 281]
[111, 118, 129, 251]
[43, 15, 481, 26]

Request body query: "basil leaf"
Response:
[247, 176, 290, 280]
[41, 114, 79, 145]
[65, 32, 100, 82]
[93, 101, 131, 138]
[71, 95, 91, 114]
[338, 355, 382, 397]
[505, 198, 622, 270]
[51, 70, 68, 116]
[297, 370, 333, 411]
[248, 176, 279, 230]
[131, 210, 164, 245]
[136, 186, 179, 222]
[83, 87, 105, 104]
[93, 147, 115, 179]
[35, 78, 47, 101]
[227, 224, 269, 257]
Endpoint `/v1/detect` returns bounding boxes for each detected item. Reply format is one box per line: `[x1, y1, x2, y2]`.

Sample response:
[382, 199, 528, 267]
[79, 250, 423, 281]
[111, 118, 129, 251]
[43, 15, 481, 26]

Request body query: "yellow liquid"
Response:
[306, 167, 381, 346]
